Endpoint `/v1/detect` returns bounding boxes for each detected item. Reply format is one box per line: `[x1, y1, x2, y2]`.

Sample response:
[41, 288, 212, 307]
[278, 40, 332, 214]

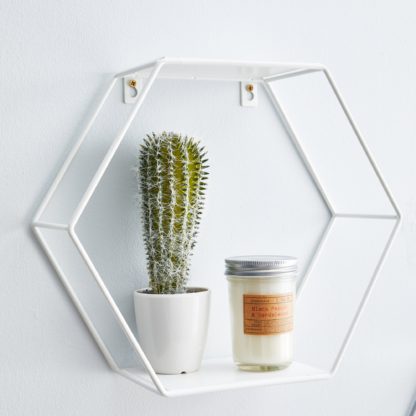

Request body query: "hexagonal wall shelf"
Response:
[32, 58, 401, 397]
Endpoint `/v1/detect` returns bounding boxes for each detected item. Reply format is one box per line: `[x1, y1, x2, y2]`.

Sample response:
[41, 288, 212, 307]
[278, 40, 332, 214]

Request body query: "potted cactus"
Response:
[134, 132, 210, 374]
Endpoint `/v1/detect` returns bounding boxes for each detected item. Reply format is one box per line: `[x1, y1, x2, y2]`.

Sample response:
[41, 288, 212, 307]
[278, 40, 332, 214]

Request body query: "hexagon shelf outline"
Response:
[32, 57, 401, 397]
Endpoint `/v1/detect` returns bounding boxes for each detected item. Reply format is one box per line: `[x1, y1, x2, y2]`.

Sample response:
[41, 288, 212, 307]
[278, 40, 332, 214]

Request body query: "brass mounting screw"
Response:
[128, 79, 137, 88]
[246, 83, 254, 92]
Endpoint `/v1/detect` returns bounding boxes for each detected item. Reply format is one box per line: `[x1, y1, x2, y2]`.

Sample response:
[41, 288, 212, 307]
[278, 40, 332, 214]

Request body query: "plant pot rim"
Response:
[134, 287, 210, 298]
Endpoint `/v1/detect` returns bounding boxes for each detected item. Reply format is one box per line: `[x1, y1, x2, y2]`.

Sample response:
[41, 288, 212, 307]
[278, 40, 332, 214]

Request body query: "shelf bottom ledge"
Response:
[120, 357, 330, 397]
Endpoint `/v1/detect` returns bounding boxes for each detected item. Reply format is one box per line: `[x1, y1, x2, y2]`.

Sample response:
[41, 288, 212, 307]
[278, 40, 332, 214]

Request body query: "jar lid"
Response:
[225, 255, 297, 277]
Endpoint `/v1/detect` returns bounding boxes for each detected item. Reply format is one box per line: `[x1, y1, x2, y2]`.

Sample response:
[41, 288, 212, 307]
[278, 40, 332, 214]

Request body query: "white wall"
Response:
[1, 1, 416, 415]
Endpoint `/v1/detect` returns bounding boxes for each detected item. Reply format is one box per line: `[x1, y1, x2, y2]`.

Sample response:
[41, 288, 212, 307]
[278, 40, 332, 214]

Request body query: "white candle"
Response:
[225, 256, 296, 371]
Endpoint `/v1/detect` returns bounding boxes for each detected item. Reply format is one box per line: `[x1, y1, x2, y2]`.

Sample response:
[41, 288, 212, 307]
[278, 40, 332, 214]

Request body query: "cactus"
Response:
[138, 132, 209, 294]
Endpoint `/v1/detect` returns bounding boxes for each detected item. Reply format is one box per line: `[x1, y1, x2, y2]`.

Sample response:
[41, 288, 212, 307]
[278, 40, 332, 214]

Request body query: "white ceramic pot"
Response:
[133, 287, 210, 375]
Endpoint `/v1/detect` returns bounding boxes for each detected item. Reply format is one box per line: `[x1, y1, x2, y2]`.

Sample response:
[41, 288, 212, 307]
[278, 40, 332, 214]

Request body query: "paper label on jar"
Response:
[243, 293, 293, 335]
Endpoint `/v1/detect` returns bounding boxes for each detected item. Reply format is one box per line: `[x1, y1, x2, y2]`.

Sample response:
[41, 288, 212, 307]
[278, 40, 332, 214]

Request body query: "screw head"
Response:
[128, 79, 137, 88]
[246, 83, 254, 92]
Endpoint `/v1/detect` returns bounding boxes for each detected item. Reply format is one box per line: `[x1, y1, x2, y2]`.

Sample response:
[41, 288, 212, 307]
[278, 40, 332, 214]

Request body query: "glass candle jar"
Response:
[225, 255, 297, 371]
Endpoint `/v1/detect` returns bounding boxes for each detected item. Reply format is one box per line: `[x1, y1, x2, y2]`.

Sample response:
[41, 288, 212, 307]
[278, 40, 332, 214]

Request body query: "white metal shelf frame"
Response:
[32, 57, 401, 397]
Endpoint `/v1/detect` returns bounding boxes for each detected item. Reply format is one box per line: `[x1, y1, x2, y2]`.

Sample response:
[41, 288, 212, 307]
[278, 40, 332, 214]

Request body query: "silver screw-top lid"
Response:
[225, 255, 297, 277]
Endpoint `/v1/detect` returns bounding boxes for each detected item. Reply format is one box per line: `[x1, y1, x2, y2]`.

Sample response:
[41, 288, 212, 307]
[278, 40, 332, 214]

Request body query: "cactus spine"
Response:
[138, 132, 209, 294]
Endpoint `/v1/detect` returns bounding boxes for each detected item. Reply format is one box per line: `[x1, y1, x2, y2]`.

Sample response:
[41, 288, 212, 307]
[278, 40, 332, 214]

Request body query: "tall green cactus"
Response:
[138, 132, 209, 294]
